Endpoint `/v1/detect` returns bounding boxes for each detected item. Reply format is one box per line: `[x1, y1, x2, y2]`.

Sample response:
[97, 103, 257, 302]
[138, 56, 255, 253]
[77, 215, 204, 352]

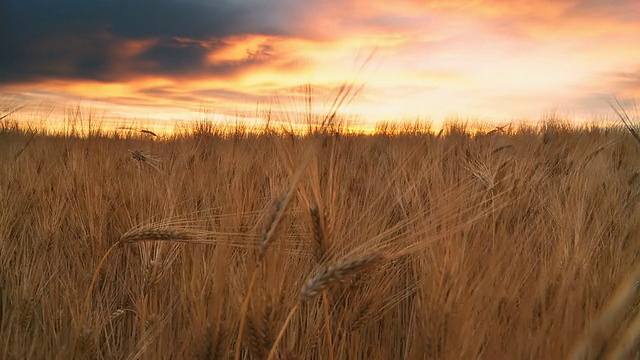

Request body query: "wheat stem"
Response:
[322, 291, 334, 360]
[608, 308, 640, 360]
[70, 239, 124, 359]
[569, 261, 640, 360]
[234, 268, 259, 360]
[267, 303, 299, 360]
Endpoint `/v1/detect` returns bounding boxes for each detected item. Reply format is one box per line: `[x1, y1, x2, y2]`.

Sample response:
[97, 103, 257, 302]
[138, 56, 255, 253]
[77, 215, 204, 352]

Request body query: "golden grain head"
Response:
[120, 229, 195, 244]
[299, 252, 387, 303]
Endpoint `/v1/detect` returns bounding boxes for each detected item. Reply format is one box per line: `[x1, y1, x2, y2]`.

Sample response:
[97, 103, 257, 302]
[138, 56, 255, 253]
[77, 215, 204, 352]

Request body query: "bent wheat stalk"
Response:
[266, 251, 387, 360]
[235, 191, 295, 360]
[234, 138, 320, 360]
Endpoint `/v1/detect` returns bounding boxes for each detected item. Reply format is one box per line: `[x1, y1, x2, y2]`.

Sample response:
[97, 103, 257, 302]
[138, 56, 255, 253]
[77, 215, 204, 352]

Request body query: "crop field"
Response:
[1, 119, 640, 359]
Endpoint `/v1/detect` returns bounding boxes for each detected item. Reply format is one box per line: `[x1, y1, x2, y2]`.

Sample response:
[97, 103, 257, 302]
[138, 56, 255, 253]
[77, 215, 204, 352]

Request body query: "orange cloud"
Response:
[3, 0, 640, 130]
[207, 35, 274, 64]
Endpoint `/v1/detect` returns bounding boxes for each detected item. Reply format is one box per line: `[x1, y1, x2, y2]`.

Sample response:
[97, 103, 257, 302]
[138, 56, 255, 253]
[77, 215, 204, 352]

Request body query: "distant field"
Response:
[1, 121, 640, 359]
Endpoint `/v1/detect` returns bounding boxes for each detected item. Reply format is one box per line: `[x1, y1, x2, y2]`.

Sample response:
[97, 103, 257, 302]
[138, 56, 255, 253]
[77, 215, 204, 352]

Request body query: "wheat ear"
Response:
[235, 193, 293, 360]
[121, 229, 195, 243]
[300, 252, 387, 302]
[310, 205, 328, 262]
[71, 227, 195, 358]
[267, 251, 387, 360]
[237, 137, 319, 360]
[259, 187, 295, 259]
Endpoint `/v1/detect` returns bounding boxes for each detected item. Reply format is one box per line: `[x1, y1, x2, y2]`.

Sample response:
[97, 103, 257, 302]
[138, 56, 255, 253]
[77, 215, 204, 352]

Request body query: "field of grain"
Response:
[1, 119, 640, 359]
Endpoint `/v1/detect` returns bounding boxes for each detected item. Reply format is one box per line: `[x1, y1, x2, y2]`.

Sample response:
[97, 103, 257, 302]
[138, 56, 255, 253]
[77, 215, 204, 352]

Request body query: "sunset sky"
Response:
[1, 0, 639, 130]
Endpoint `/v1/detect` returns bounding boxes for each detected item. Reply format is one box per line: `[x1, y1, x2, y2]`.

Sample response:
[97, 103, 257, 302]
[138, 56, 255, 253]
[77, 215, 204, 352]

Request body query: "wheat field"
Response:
[1, 118, 640, 359]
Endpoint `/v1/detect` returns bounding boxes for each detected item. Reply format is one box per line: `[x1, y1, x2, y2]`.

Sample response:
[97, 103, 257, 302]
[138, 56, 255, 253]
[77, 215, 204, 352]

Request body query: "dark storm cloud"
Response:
[0, 0, 306, 83]
[136, 38, 212, 75]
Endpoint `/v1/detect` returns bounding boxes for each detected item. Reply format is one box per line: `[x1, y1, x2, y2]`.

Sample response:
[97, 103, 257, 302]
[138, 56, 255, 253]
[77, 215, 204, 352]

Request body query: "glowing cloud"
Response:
[1, 0, 639, 129]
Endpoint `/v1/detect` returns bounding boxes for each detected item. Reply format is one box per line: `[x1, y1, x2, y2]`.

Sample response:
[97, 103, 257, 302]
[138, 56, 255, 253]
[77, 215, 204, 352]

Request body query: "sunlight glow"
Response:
[1, 0, 639, 131]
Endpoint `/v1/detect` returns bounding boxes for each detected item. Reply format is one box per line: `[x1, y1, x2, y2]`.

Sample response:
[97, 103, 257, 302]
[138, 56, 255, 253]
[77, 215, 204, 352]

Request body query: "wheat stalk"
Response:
[266, 251, 387, 360]
[569, 261, 640, 360]
[72, 227, 195, 358]
[309, 204, 333, 360]
[608, 308, 640, 360]
[259, 188, 295, 260]
[77, 326, 99, 360]
[235, 190, 296, 360]
[234, 137, 322, 360]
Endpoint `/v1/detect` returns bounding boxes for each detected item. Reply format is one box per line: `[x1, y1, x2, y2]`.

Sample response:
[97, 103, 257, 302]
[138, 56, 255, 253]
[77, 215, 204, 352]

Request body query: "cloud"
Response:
[607, 70, 640, 98]
[4, 0, 634, 84]
[135, 38, 211, 76]
[413, 0, 636, 21]
[0, 0, 319, 83]
[568, 0, 639, 21]
[1, 0, 640, 126]
[393, 0, 640, 41]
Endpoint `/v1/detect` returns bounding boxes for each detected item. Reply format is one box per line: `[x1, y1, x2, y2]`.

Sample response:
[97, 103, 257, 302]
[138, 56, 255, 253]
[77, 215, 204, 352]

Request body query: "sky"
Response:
[1, 0, 639, 130]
